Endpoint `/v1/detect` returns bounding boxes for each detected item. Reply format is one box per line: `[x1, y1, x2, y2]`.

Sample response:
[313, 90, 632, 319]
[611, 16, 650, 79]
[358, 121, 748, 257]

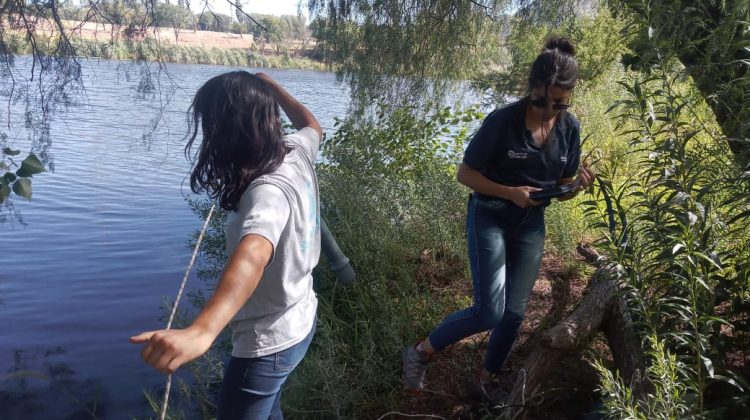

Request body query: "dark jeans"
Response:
[429, 194, 545, 374]
[218, 322, 316, 420]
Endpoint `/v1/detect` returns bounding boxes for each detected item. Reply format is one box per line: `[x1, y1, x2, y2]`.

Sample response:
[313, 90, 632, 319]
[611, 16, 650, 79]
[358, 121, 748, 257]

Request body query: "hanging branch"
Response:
[223, 0, 268, 32]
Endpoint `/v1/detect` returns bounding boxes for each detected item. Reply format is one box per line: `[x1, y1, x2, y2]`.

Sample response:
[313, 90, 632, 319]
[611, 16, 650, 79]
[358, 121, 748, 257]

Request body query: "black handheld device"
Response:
[530, 183, 577, 201]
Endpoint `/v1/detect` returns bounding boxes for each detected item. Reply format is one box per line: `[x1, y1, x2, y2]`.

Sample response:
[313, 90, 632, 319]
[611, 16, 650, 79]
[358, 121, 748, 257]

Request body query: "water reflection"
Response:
[1, 347, 110, 419]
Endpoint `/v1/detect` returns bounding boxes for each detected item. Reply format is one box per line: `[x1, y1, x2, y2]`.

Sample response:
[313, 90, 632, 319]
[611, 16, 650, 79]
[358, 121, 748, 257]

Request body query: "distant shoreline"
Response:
[3, 18, 328, 71]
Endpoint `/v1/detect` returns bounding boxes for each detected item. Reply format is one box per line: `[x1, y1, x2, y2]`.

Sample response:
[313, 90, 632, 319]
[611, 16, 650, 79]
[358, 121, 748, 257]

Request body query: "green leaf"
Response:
[2, 147, 20, 156]
[15, 154, 45, 177]
[12, 177, 32, 200]
[0, 181, 9, 203]
[694, 276, 711, 292]
[3, 172, 17, 183]
[694, 251, 723, 271]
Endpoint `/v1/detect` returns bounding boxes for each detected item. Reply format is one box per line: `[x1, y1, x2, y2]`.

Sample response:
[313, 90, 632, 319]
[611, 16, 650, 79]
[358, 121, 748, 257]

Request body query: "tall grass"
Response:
[593, 335, 689, 419]
[285, 106, 482, 416]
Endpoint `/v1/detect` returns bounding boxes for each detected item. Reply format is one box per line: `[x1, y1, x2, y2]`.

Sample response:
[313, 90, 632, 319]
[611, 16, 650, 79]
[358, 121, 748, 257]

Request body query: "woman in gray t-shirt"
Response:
[131, 71, 322, 419]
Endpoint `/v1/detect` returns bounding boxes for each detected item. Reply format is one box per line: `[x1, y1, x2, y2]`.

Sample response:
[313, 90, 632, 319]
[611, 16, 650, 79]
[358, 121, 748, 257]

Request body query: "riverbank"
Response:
[2, 18, 327, 71]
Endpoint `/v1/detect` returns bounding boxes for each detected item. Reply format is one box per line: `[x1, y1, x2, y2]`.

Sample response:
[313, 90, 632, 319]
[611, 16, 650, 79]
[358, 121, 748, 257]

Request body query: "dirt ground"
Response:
[391, 251, 604, 419]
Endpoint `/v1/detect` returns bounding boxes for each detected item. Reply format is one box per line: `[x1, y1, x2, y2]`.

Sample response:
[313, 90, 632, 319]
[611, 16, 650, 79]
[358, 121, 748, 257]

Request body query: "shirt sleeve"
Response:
[561, 120, 581, 179]
[462, 110, 500, 171]
[285, 127, 321, 163]
[236, 183, 291, 263]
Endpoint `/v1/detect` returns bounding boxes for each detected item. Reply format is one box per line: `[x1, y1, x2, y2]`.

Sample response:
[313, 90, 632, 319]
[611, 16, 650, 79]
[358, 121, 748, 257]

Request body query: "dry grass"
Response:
[13, 17, 314, 52]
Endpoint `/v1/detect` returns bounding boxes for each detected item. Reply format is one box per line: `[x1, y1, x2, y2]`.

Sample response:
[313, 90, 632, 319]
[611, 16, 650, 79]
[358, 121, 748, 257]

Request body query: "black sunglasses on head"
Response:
[529, 97, 571, 111]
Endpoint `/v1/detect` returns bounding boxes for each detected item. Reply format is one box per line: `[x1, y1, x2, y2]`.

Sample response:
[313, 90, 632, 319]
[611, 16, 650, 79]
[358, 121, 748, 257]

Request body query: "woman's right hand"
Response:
[508, 186, 542, 208]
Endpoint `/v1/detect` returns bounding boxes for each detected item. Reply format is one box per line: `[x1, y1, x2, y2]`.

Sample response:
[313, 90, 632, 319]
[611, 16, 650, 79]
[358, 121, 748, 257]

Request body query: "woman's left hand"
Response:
[558, 165, 596, 201]
[574, 165, 596, 191]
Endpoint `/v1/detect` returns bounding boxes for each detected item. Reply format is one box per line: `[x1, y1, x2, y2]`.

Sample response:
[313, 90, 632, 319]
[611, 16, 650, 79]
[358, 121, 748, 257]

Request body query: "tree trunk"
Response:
[601, 290, 649, 399]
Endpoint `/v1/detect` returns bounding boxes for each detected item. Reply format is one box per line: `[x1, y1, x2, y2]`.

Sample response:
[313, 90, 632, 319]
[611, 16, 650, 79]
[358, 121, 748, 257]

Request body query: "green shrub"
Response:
[594, 335, 689, 419]
[583, 59, 750, 417]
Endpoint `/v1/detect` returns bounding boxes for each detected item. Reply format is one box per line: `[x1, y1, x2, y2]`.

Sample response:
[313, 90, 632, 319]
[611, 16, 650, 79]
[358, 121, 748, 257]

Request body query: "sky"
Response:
[194, 0, 308, 19]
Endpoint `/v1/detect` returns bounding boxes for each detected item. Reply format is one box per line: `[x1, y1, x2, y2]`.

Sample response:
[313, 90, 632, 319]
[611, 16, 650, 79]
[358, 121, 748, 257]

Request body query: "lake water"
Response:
[0, 60, 349, 419]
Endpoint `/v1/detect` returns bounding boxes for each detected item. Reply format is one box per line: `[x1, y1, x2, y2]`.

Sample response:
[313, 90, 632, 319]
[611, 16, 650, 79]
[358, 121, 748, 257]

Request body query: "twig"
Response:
[223, 0, 268, 32]
[468, 0, 495, 20]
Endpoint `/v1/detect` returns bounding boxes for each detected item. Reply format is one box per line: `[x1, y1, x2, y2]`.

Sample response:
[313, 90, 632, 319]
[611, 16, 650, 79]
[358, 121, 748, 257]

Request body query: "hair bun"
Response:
[545, 37, 576, 56]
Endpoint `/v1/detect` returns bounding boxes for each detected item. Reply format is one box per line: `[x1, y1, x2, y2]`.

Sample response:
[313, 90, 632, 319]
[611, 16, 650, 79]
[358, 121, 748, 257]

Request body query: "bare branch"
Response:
[223, 0, 268, 32]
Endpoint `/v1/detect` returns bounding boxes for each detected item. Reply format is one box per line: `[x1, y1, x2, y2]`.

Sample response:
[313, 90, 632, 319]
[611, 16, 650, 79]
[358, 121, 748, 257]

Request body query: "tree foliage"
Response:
[475, 5, 628, 101]
[612, 0, 750, 168]
[308, 0, 749, 167]
[154, 2, 194, 41]
[308, 0, 514, 110]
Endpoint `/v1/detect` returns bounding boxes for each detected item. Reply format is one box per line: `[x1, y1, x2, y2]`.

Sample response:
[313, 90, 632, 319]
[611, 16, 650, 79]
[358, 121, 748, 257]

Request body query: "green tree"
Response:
[283, 14, 312, 51]
[196, 11, 233, 32]
[308, 0, 750, 167]
[306, 0, 578, 110]
[155, 2, 193, 42]
[259, 16, 284, 54]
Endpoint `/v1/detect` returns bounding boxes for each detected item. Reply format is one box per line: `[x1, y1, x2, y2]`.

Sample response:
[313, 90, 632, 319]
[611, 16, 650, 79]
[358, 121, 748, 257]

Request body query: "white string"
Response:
[159, 203, 216, 420]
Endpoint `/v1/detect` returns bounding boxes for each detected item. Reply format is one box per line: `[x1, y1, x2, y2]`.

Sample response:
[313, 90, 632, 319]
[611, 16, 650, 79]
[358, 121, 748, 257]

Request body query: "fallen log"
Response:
[504, 244, 646, 417]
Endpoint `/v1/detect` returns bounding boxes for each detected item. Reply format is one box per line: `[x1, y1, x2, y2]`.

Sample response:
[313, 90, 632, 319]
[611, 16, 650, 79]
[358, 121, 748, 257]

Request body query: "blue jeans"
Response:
[429, 194, 545, 374]
[217, 322, 316, 420]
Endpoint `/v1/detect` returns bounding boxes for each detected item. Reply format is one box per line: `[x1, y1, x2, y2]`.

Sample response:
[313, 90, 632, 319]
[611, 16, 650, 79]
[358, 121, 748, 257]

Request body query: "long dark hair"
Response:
[528, 37, 578, 90]
[185, 71, 290, 212]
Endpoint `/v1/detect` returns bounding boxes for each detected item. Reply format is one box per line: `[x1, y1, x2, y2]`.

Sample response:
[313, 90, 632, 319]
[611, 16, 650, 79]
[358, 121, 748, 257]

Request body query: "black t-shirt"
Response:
[463, 98, 581, 193]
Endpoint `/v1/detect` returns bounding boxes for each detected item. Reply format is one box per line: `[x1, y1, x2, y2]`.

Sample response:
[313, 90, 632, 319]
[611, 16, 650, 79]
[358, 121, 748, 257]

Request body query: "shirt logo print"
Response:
[561, 156, 568, 163]
[507, 150, 528, 159]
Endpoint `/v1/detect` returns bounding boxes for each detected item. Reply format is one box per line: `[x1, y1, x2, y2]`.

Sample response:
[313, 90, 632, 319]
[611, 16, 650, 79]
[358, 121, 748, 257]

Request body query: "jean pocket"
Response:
[476, 197, 509, 212]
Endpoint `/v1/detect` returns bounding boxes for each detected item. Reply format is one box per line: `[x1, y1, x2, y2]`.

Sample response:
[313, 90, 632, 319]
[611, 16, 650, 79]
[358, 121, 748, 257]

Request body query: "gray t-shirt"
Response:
[224, 127, 321, 358]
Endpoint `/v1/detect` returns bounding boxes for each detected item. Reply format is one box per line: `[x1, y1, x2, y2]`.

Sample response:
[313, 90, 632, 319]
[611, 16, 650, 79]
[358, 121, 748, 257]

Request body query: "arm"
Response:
[457, 163, 541, 208]
[255, 72, 322, 139]
[130, 234, 273, 374]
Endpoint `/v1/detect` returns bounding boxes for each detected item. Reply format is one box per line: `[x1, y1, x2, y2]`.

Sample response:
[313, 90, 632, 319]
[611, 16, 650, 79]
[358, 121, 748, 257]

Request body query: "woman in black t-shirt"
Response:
[402, 37, 595, 399]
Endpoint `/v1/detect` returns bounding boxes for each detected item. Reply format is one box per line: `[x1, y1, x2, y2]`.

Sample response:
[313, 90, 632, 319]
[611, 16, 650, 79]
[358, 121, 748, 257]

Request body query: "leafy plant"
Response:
[594, 335, 689, 419]
[1, 148, 46, 203]
[582, 53, 750, 416]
